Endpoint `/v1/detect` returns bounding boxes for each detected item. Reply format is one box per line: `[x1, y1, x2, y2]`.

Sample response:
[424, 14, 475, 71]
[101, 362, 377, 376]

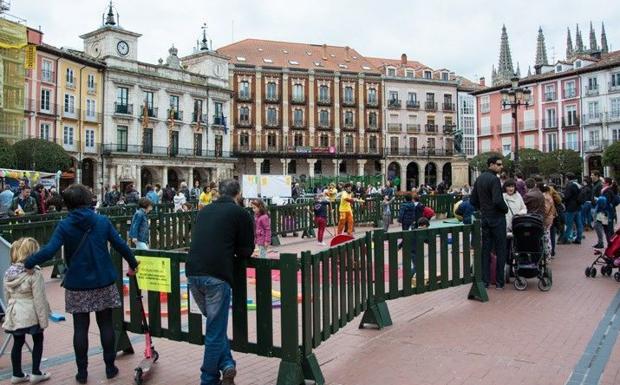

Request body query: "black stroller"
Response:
[505, 214, 552, 291]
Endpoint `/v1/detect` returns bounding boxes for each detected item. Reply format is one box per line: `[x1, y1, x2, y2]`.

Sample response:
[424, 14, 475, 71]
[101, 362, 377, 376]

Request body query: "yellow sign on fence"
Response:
[135, 256, 172, 293]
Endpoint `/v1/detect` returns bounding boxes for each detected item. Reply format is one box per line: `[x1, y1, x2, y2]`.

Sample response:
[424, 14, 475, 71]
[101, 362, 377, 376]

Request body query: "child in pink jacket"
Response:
[251, 199, 271, 258]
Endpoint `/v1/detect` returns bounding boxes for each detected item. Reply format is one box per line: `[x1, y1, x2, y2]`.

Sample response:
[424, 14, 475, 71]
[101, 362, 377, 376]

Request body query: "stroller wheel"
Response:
[614, 272, 620, 282]
[590, 267, 597, 278]
[134, 368, 144, 385]
[538, 277, 552, 291]
[514, 277, 527, 291]
[585, 267, 592, 278]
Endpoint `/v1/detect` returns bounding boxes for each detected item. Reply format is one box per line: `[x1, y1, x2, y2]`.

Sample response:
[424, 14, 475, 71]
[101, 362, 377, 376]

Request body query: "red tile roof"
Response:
[216, 38, 380, 74]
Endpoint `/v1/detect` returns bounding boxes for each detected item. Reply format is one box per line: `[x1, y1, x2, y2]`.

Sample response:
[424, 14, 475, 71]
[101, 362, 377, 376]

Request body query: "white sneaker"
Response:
[10, 374, 29, 384]
[30, 373, 51, 384]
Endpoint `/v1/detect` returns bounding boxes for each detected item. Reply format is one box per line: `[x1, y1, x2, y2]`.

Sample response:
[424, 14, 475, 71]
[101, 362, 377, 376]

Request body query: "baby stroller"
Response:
[506, 214, 552, 291]
[585, 227, 620, 281]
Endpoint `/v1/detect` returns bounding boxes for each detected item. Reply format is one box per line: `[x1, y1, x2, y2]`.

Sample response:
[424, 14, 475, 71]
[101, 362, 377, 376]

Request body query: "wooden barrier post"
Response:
[300, 251, 325, 384]
[359, 229, 392, 329]
[276, 253, 304, 385]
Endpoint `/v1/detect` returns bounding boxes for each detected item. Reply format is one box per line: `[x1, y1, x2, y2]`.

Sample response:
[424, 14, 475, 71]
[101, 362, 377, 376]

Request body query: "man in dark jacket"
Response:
[562, 172, 583, 244]
[470, 155, 509, 289]
[186, 179, 254, 385]
[398, 194, 417, 230]
[591, 170, 603, 198]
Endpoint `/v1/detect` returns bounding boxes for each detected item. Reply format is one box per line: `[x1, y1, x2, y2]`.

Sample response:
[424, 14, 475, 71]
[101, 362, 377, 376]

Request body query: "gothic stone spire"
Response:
[535, 26, 549, 66]
[575, 24, 584, 53]
[494, 24, 515, 86]
[589, 21, 598, 52]
[566, 26, 574, 59]
[601, 22, 609, 54]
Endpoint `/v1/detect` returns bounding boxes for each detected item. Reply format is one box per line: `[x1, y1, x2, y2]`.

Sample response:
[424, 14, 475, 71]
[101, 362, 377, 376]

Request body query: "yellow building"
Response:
[40, 44, 105, 188]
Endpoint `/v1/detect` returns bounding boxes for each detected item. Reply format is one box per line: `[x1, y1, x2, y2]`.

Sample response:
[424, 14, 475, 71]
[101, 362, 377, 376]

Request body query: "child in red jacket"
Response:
[251, 199, 271, 258]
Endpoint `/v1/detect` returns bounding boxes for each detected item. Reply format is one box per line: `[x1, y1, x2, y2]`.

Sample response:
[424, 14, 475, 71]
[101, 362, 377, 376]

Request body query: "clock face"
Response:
[117, 40, 129, 56]
[91, 42, 101, 58]
[213, 63, 225, 78]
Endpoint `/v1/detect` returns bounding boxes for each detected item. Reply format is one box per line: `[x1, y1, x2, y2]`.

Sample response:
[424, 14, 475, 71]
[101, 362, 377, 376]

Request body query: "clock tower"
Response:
[79, 2, 141, 61]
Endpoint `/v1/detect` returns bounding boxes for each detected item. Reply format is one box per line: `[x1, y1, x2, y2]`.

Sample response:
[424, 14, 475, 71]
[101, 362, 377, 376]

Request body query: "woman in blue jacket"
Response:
[25, 184, 139, 383]
[129, 198, 152, 249]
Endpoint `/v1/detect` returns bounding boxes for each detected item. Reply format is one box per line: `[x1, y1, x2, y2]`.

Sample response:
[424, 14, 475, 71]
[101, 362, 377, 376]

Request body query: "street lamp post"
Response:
[500, 76, 531, 173]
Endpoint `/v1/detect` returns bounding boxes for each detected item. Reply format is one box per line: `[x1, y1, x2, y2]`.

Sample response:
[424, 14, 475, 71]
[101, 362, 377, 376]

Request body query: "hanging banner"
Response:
[25, 45, 36, 70]
[0, 18, 27, 49]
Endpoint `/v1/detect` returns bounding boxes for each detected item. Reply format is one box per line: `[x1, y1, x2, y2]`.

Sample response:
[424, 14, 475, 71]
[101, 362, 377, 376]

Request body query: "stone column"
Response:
[255, 70, 263, 130]
[188, 167, 194, 185]
[254, 158, 264, 175]
[417, 161, 427, 187]
[437, 162, 443, 185]
[281, 159, 290, 175]
[308, 159, 317, 177]
[162, 166, 168, 187]
[109, 165, 117, 187]
[282, 70, 289, 130]
[136, 165, 142, 195]
[357, 159, 366, 176]
[332, 159, 340, 177]
[400, 162, 407, 192]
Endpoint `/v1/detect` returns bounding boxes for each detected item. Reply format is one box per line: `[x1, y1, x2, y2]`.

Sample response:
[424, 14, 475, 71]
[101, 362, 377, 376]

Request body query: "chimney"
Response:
[345, 46, 350, 62]
[322, 44, 327, 60]
[401, 53, 407, 65]
[479, 77, 485, 87]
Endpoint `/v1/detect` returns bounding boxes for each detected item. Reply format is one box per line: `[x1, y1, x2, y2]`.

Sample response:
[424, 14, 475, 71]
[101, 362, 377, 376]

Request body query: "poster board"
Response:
[242, 175, 292, 198]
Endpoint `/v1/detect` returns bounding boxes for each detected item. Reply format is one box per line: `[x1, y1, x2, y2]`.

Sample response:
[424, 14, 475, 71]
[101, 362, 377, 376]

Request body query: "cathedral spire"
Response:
[575, 24, 584, 53]
[601, 22, 609, 54]
[535, 26, 549, 66]
[516, 62, 521, 78]
[527, 65, 532, 77]
[589, 21, 598, 52]
[566, 27, 574, 59]
[493, 24, 515, 86]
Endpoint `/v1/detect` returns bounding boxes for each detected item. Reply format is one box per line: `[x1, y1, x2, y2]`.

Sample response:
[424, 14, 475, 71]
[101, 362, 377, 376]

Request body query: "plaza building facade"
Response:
[216, 39, 384, 178]
[79, 7, 235, 194]
[366, 54, 458, 190]
[473, 24, 618, 176]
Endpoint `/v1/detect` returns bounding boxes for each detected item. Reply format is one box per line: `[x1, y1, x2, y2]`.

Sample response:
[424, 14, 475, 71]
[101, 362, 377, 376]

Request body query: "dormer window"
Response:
[575, 60, 582, 68]
[289, 60, 299, 65]
[339, 64, 348, 69]
[405, 70, 414, 78]
[424, 71, 432, 79]
[236, 56, 246, 61]
[387, 67, 396, 77]
[556, 65, 562, 72]
[441, 72, 449, 81]
[263, 58, 273, 63]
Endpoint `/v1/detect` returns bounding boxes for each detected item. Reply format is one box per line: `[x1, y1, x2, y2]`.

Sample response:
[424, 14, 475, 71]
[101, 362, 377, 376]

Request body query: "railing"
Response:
[114, 103, 133, 115]
[386, 147, 417, 156]
[443, 124, 456, 134]
[406, 100, 420, 110]
[102, 144, 232, 158]
[66, 81, 76, 90]
[212, 115, 226, 126]
[407, 124, 421, 133]
[585, 86, 599, 97]
[62, 108, 80, 120]
[316, 97, 331, 106]
[167, 109, 183, 121]
[87, 83, 97, 95]
[387, 99, 401, 109]
[265, 119, 280, 128]
[84, 112, 103, 123]
[582, 113, 601, 125]
[544, 92, 556, 101]
[292, 120, 305, 129]
[342, 98, 356, 107]
[238, 92, 251, 101]
[109, 220, 484, 384]
[518, 120, 538, 131]
[582, 140, 612, 152]
[608, 112, 620, 122]
[265, 95, 280, 103]
[609, 82, 620, 93]
[425, 101, 438, 111]
[561, 116, 580, 128]
[291, 96, 306, 105]
[542, 118, 558, 129]
[40, 70, 55, 83]
[367, 123, 379, 131]
[442, 102, 455, 112]
[366, 98, 379, 107]
[425, 124, 438, 133]
[387, 123, 402, 133]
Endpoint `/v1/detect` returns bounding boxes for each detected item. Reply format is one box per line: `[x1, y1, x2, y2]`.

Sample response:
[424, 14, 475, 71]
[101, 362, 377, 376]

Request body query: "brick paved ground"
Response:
[1, 223, 619, 385]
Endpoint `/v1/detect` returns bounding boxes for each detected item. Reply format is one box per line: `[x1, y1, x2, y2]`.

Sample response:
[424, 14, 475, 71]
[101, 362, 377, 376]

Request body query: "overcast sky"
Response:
[10, 0, 620, 82]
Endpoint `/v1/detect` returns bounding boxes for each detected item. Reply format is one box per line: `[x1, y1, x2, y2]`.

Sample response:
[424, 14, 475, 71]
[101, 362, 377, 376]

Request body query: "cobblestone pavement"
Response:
[1, 224, 619, 385]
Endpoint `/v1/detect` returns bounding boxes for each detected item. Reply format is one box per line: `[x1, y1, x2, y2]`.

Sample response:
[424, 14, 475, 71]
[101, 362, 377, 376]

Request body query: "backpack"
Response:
[577, 184, 589, 205]
[422, 206, 435, 219]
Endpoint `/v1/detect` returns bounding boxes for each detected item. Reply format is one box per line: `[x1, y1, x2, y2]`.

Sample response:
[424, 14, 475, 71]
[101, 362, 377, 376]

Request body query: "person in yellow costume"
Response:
[198, 186, 211, 209]
[337, 183, 356, 235]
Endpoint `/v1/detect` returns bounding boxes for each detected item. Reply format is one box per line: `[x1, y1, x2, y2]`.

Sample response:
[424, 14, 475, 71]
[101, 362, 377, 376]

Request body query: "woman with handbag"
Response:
[24, 184, 139, 384]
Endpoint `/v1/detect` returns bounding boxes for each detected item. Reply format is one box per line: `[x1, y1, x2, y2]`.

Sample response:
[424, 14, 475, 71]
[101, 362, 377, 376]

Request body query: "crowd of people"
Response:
[0, 180, 65, 218]
[470, 155, 620, 289]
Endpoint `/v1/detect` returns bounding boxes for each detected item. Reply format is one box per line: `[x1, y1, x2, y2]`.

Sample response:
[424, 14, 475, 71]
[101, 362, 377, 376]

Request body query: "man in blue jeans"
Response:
[470, 156, 509, 289]
[562, 172, 584, 244]
[186, 179, 255, 385]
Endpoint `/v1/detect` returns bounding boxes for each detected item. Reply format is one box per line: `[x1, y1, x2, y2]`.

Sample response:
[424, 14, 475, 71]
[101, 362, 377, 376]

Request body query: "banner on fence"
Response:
[242, 175, 292, 198]
[135, 255, 171, 293]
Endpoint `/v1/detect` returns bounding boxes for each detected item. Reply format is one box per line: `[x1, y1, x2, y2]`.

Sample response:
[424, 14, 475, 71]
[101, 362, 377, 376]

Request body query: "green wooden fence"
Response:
[114, 221, 487, 385]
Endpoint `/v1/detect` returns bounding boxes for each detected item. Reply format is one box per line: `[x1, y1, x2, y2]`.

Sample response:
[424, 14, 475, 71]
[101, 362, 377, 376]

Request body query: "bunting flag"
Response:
[194, 101, 201, 130]
[167, 108, 175, 129]
[221, 112, 227, 134]
[142, 101, 150, 128]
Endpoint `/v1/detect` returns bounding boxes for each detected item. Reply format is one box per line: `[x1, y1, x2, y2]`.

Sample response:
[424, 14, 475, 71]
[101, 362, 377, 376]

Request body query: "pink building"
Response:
[24, 29, 61, 142]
